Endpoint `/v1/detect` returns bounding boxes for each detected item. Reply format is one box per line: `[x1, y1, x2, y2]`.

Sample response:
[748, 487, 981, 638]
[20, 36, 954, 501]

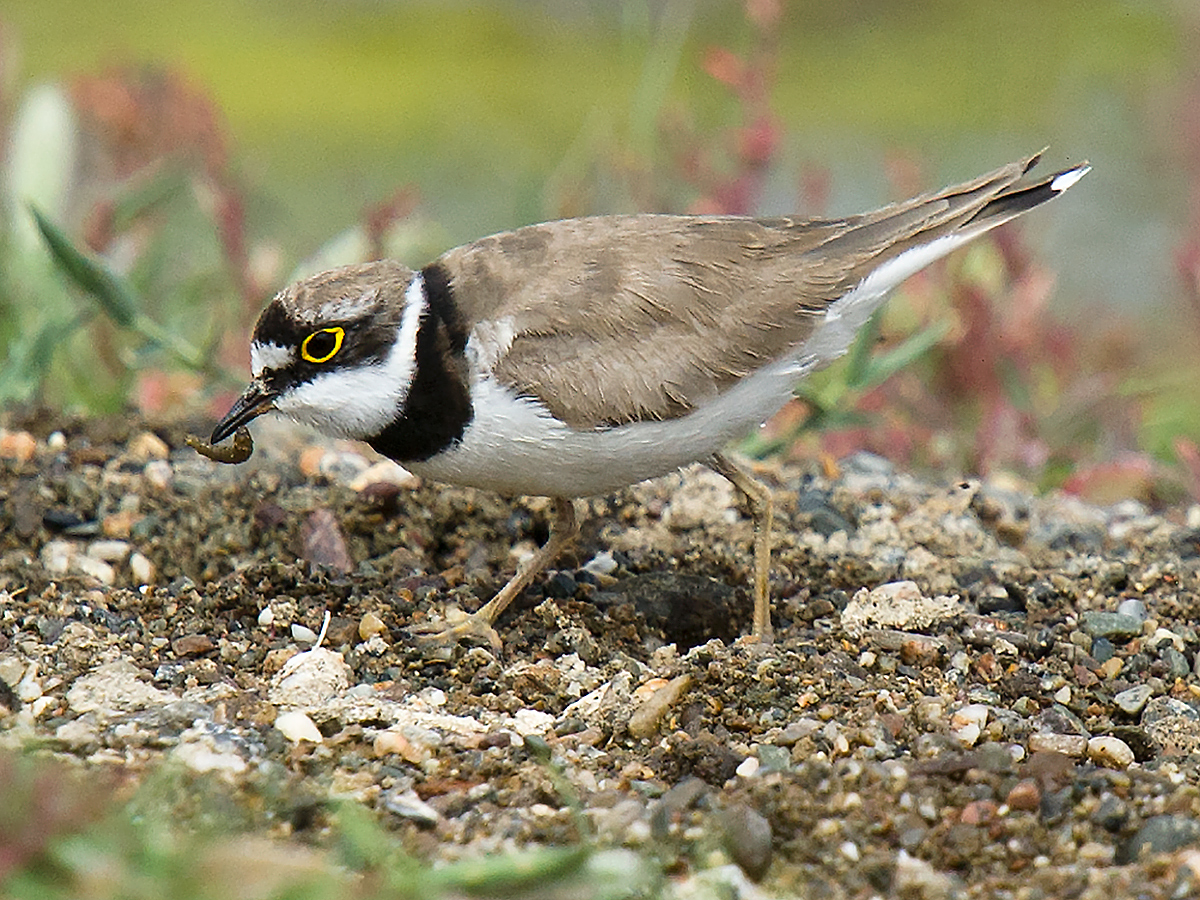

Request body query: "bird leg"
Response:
[708, 452, 774, 643]
[412, 496, 579, 653]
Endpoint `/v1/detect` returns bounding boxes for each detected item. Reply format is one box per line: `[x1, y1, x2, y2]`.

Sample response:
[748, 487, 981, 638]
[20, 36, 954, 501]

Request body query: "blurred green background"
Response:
[1, 0, 1197, 497]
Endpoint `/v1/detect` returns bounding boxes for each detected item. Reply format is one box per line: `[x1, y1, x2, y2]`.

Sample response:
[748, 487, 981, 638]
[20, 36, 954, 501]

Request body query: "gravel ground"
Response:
[4, 413, 1200, 898]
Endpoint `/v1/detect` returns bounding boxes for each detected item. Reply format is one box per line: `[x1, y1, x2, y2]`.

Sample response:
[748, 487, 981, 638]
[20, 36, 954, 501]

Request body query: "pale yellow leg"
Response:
[709, 452, 774, 643]
[413, 497, 579, 652]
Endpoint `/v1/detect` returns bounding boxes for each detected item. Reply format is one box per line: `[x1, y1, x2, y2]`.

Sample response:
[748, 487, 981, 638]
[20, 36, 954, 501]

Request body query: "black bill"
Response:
[211, 380, 276, 444]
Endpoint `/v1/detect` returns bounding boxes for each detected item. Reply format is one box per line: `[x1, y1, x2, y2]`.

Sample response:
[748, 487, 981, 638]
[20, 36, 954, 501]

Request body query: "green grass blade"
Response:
[30, 206, 139, 328]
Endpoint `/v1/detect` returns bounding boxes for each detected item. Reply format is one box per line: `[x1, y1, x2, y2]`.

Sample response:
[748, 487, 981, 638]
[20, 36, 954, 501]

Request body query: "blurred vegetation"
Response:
[0, 0, 1197, 508]
[0, 746, 650, 900]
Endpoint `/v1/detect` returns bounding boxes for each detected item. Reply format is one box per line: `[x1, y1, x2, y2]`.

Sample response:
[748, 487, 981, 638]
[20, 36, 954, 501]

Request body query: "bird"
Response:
[211, 152, 1088, 651]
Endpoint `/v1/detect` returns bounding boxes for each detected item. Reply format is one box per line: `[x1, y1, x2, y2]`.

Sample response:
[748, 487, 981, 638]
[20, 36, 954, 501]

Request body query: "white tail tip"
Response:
[1050, 163, 1091, 194]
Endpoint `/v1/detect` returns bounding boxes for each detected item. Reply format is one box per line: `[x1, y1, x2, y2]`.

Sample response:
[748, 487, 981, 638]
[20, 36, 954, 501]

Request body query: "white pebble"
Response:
[1054, 685, 1071, 705]
[87, 540, 131, 563]
[950, 704, 988, 747]
[275, 710, 323, 743]
[258, 607, 275, 626]
[1087, 735, 1134, 769]
[143, 460, 173, 490]
[129, 551, 156, 585]
[735, 756, 760, 778]
[47, 431, 67, 450]
[583, 551, 618, 576]
[291, 623, 318, 644]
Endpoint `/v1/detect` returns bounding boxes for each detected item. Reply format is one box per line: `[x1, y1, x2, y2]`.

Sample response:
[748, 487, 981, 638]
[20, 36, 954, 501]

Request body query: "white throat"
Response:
[273, 274, 427, 439]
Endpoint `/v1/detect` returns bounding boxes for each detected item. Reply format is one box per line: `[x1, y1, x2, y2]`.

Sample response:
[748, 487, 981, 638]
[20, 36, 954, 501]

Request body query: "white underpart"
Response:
[274, 274, 427, 438]
[408, 231, 983, 498]
[250, 341, 292, 376]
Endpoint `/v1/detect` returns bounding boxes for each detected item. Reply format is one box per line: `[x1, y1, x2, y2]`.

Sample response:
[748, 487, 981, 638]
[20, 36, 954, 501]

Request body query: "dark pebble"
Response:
[720, 803, 773, 882]
[1091, 637, 1115, 663]
[1092, 794, 1130, 832]
[544, 571, 578, 600]
[1080, 611, 1143, 642]
[42, 508, 88, 531]
[1163, 647, 1190, 680]
[1116, 815, 1200, 864]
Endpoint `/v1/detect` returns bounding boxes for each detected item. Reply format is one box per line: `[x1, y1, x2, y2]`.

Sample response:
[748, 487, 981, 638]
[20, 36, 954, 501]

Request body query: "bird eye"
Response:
[300, 327, 344, 363]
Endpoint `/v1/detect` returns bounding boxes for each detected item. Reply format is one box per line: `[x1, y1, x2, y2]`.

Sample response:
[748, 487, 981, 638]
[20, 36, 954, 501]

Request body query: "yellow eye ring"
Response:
[300, 327, 344, 363]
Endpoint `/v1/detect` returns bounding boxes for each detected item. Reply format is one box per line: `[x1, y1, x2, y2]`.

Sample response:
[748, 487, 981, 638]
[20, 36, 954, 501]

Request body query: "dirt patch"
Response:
[4, 413, 1200, 898]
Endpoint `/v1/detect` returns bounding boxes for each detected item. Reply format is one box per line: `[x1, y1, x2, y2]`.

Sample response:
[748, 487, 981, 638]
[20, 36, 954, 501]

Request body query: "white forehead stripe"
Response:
[250, 341, 292, 376]
[272, 273, 428, 439]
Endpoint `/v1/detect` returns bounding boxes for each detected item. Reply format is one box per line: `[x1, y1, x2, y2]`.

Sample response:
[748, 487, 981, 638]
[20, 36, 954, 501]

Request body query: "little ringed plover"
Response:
[212, 151, 1088, 650]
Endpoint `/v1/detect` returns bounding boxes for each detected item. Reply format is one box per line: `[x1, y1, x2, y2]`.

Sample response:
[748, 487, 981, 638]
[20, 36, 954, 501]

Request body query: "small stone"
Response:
[291, 623, 319, 644]
[627, 674, 691, 739]
[359, 611, 387, 641]
[949, 704, 988, 747]
[1087, 735, 1134, 769]
[0, 430, 37, 463]
[381, 789, 440, 826]
[960, 800, 998, 825]
[1006, 779, 1041, 811]
[171, 634, 215, 658]
[1099, 656, 1123, 679]
[129, 551, 156, 585]
[268, 648, 351, 708]
[736, 756, 760, 778]
[258, 607, 275, 627]
[1091, 637, 1116, 663]
[1080, 611, 1143, 642]
[127, 431, 169, 461]
[1163, 647, 1191, 680]
[300, 508, 353, 573]
[275, 710, 323, 743]
[1118, 815, 1200, 864]
[143, 460, 173, 490]
[720, 803, 773, 882]
[1116, 598, 1147, 620]
[1053, 685, 1071, 705]
[86, 539, 131, 563]
[841, 581, 963, 637]
[1113, 685, 1153, 716]
[1028, 733, 1087, 757]
[348, 460, 419, 492]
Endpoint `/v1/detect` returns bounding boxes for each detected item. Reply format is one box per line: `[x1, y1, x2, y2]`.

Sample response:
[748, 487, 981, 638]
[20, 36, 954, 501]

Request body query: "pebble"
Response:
[258, 607, 275, 627]
[143, 460, 173, 490]
[736, 756, 760, 778]
[840, 581, 963, 637]
[348, 460, 419, 492]
[358, 611, 388, 640]
[275, 710, 323, 743]
[87, 539, 131, 562]
[1080, 611, 1143, 642]
[1087, 735, 1135, 769]
[382, 789, 441, 826]
[1118, 815, 1200, 864]
[949, 704, 988, 747]
[291, 623, 319, 644]
[1114, 685, 1153, 716]
[127, 431, 169, 461]
[1006, 779, 1041, 811]
[627, 674, 691, 739]
[1028, 733, 1087, 757]
[268, 648, 351, 709]
[129, 551, 156, 584]
[1116, 598, 1147, 620]
[719, 803, 773, 882]
[0, 429, 37, 463]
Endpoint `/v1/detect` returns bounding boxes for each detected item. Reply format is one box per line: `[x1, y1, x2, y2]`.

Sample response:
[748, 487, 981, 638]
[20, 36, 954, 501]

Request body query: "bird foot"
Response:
[409, 608, 504, 655]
